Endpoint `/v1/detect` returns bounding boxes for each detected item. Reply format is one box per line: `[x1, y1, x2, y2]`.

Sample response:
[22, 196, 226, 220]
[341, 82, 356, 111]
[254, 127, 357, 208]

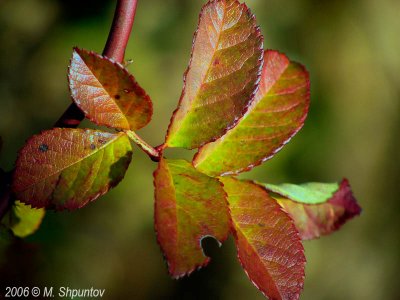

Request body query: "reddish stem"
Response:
[55, 0, 138, 128]
[103, 0, 138, 62]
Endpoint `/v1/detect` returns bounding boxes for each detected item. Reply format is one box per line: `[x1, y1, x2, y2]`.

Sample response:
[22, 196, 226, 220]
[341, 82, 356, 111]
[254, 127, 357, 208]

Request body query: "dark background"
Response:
[1, 0, 399, 299]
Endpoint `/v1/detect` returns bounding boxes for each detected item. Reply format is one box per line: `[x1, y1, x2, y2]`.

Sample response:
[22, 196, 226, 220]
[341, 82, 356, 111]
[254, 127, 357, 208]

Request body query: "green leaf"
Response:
[270, 179, 361, 240]
[69, 48, 153, 130]
[154, 158, 230, 278]
[263, 182, 339, 204]
[194, 50, 310, 176]
[1, 201, 45, 238]
[12, 128, 132, 211]
[221, 177, 305, 300]
[165, 0, 263, 149]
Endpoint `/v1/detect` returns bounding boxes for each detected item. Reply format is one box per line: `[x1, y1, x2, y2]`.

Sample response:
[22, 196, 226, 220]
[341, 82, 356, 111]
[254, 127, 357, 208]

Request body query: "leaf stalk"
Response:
[126, 130, 161, 162]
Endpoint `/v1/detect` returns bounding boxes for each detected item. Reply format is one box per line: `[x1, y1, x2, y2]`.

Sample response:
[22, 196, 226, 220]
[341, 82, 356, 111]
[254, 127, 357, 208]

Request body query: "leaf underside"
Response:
[1, 201, 45, 238]
[271, 179, 361, 240]
[12, 128, 132, 211]
[221, 177, 305, 300]
[154, 158, 230, 278]
[166, 0, 264, 149]
[194, 50, 310, 176]
[263, 182, 340, 205]
[69, 48, 153, 130]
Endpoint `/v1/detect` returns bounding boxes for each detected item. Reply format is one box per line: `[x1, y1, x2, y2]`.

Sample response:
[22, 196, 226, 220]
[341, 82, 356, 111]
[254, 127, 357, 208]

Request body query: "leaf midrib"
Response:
[233, 216, 283, 299]
[170, 0, 229, 137]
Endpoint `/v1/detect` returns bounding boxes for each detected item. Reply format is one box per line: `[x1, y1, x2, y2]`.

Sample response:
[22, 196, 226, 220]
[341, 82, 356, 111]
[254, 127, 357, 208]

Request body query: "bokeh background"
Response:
[1, 0, 399, 299]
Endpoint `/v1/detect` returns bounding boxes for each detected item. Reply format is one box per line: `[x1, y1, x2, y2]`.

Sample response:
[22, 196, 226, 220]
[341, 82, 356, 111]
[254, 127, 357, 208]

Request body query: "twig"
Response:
[55, 0, 139, 128]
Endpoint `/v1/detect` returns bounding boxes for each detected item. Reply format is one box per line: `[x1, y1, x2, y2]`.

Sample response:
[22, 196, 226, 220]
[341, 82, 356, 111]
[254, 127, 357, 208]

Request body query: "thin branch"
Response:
[103, 0, 138, 62]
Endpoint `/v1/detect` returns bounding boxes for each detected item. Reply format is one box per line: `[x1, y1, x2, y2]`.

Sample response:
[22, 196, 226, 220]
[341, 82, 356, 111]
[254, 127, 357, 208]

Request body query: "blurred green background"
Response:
[1, 0, 399, 299]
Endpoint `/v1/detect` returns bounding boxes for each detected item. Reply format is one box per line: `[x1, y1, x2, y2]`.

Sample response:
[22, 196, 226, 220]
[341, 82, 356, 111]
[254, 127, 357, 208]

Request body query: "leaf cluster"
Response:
[2, 1, 361, 299]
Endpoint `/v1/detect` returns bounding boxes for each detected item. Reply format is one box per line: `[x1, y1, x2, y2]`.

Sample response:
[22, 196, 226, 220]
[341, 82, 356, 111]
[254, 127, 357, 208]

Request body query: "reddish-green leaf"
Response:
[69, 48, 152, 130]
[165, 0, 263, 149]
[12, 128, 132, 210]
[268, 179, 361, 240]
[221, 177, 305, 300]
[1, 201, 45, 238]
[154, 158, 230, 278]
[194, 50, 310, 176]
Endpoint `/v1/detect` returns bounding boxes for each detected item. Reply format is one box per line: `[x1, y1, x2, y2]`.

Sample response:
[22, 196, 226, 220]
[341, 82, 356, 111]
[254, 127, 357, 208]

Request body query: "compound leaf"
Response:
[1, 201, 45, 238]
[165, 0, 263, 149]
[268, 179, 361, 240]
[221, 177, 305, 300]
[12, 128, 132, 211]
[194, 50, 310, 176]
[154, 158, 230, 278]
[69, 48, 152, 130]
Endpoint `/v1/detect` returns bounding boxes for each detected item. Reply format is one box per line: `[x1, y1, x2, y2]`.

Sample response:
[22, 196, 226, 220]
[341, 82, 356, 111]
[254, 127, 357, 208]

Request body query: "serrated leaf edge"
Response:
[229, 180, 306, 300]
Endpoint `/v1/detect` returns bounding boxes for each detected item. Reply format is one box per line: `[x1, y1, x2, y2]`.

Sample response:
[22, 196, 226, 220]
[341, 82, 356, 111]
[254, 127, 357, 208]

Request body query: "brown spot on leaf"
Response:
[98, 139, 106, 145]
[39, 144, 49, 152]
[90, 144, 96, 150]
[114, 94, 121, 100]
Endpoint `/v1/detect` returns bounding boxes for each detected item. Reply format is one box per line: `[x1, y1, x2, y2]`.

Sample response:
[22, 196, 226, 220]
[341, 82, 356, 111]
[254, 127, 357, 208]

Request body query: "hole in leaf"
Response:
[200, 235, 221, 258]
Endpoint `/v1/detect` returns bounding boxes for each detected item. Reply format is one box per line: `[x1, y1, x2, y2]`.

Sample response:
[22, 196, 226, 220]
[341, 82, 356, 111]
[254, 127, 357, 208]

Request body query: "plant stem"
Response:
[126, 130, 161, 162]
[55, 0, 138, 128]
[103, 0, 138, 62]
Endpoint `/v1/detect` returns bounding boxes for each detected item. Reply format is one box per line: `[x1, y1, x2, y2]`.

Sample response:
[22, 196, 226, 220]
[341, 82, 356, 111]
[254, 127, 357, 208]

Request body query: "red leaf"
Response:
[274, 179, 361, 240]
[222, 177, 305, 300]
[69, 48, 153, 130]
[154, 158, 230, 278]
